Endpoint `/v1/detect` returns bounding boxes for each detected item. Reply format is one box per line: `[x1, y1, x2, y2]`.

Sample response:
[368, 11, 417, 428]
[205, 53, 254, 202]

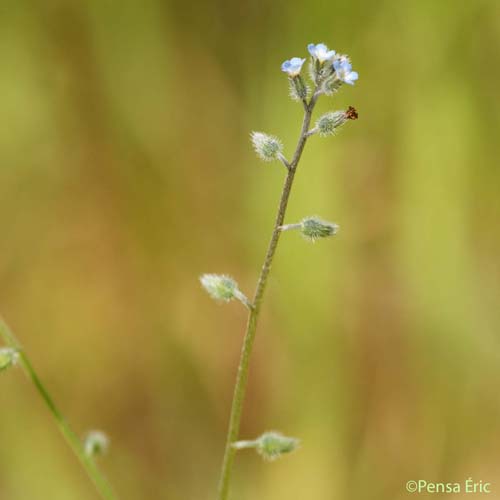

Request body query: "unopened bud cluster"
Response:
[250, 42, 359, 167]
[282, 43, 358, 95]
[233, 431, 300, 461]
[0, 347, 19, 372]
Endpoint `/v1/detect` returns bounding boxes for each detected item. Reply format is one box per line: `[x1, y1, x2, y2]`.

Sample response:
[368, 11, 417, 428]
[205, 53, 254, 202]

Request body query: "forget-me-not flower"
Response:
[333, 58, 359, 85]
[308, 43, 336, 64]
[281, 57, 306, 77]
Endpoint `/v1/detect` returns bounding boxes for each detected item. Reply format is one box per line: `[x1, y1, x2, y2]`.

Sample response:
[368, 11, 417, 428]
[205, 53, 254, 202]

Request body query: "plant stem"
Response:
[279, 223, 302, 232]
[216, 92, 319, 500]
[0, 316, 117, 500]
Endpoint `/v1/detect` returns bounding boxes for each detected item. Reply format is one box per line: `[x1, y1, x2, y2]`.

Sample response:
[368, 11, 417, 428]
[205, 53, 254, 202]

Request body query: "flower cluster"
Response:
[282, 42, 358, 96]
[201, 43, 359, 498]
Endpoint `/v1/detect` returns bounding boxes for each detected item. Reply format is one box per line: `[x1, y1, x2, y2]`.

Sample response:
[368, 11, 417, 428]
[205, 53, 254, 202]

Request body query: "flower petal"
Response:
[281, 60, 291, 72]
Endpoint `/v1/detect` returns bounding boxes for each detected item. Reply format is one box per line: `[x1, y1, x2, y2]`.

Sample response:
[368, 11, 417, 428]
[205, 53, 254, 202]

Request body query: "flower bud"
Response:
[84, 430, 109, 458]
[300, 216, 339, 241]
[289, 75, 309, 101]
[256, 432, 300, 461]
[250, 132, 283, 162]
[315, 107, 358, 137]
[0, 347, 19, 372]
[316, 112, 344, 136]
[233, 431, 300, 461]
[200, 274, 250, 307]
[321, 76, 343, 95]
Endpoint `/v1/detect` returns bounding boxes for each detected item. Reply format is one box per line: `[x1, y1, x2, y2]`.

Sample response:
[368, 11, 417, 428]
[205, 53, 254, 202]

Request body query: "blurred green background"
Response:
[1, 0, 500, 499]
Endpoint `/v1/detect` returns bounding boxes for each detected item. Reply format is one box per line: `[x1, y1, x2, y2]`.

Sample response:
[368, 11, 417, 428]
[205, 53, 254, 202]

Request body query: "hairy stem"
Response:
[216, 92, 319, 500]
[0, 317, 117, 500]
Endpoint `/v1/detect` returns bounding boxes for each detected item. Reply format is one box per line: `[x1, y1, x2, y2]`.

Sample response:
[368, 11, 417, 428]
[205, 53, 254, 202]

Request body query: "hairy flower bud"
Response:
[288, 75, 309, 101]
[315, 107, 358, 137]
[250, 132, 283, 162]
[321, 76, 342, 95]
[280, 216, 339, 241]
[200, 274, 238, 301]
[0, 347, 19, 372]
[300, 216, 339, 241]
[84, 430, 109, 458]
[233, 431, 300, 461]
[200, 274, 250, 307]
[256, 432, 299, 461]
[317, 111, 347, 136]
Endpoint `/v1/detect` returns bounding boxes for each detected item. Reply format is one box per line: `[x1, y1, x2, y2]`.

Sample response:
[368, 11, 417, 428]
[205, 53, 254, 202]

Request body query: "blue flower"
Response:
[281, 57, 306, 77]
[307, 43, 336, 64]
[333, 57, 359, 85]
